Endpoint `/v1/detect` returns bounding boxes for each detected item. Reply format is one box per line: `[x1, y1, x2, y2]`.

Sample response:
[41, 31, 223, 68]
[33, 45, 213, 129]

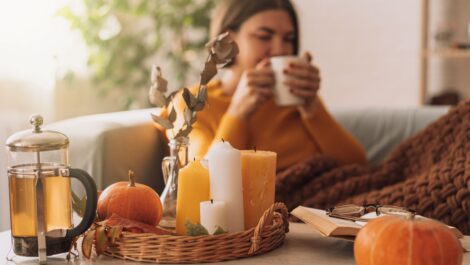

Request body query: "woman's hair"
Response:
[210, 0, 299, 55]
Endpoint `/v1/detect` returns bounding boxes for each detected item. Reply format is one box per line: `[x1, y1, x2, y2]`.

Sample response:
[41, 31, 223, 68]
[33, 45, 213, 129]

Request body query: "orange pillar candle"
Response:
[240, 150, 277, 229]
[176, 159, 210, 235]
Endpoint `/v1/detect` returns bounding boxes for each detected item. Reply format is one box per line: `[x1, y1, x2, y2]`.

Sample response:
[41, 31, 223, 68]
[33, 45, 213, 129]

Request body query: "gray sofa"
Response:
[0, 105, 450, 232]
[46, 106, 450, 194]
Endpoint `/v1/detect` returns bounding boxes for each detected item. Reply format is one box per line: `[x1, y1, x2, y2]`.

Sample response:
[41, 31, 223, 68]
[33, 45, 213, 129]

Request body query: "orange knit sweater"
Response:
[172, 80, 367, 170]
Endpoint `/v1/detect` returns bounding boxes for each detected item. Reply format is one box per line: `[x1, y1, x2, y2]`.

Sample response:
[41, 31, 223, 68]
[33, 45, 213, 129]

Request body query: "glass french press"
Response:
[6, 115, 97, 264]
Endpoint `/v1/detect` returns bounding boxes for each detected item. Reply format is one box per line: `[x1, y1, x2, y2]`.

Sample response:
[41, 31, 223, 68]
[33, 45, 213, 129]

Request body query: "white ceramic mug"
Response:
[270, 55, 307, 106]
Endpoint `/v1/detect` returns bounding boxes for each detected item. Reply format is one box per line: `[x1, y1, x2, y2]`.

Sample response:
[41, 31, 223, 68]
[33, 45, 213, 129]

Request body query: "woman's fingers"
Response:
[303, 51, 313, 62]
[282, 57, 321, 100]
[256, 57, 271, 69]
[256, 87, 273, 96]
[284, 67, 318, 81]
[284, 78, 319, 91]
[285, 63, 319, 80]
[246, 66, 275, 89]
[284, 77, 319, 100]
[247, 75, 274, 87]
[245, 86, 272, 105]
[290, 87, 317, 98]
[284, 78, 309, 89]
[248, 85, 273, 97]
[247, 68, 274, 78]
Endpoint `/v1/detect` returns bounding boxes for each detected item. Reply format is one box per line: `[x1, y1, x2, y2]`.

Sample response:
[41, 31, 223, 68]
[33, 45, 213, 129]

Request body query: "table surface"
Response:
[1, 222, 470, 265]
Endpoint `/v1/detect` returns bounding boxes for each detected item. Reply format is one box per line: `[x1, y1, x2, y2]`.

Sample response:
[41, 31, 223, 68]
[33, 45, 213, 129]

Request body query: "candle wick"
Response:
[254, 146, 257, 152]
[221, 138, 225, 143]
[211, 199, 213, 204]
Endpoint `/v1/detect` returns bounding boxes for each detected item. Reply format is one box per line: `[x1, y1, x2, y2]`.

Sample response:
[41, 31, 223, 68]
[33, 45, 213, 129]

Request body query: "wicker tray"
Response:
[104, 202, 289, 263]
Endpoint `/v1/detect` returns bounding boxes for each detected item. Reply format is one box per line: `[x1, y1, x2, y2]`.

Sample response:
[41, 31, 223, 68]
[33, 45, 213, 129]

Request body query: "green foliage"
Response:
[185, 220, 209, 236]
[213, 226, 227, 235]
[57, 0, 216, 109]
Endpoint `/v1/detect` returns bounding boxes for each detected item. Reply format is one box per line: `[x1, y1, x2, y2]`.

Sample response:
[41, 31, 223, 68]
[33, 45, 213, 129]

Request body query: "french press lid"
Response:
[6, 114, 69, 152]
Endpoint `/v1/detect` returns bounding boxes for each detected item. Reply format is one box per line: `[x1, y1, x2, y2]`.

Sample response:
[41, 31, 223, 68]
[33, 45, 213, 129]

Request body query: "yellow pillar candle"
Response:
[241, 150, 277, 229]
[176, 159, 210, 235]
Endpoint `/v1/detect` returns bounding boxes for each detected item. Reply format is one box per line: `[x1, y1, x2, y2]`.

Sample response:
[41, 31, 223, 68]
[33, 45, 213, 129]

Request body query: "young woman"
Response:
[182, 0, 366, 171]
[169, 0, 470, 232]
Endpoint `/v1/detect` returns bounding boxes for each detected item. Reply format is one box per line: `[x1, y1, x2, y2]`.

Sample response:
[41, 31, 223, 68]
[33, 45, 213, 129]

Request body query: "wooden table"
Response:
[2, 223, 470, 264]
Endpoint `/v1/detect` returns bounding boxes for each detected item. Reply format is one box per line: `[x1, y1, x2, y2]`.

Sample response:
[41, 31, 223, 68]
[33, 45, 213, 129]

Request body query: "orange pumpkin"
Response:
[97, 170, 163, 226]
[354, 215, 462, 265]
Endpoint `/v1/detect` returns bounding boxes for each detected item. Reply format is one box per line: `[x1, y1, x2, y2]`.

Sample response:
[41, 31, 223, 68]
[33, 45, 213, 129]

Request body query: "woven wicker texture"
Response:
[276, 100, 470, 233]
[104, 203, 289, 263]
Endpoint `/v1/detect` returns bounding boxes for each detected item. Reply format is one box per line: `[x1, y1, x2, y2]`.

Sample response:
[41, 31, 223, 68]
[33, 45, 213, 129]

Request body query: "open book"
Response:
[291, 206, 464, 240]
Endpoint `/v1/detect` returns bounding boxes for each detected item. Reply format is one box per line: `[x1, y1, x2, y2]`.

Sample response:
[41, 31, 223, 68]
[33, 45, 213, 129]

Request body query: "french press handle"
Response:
[65, 168, 97, 239]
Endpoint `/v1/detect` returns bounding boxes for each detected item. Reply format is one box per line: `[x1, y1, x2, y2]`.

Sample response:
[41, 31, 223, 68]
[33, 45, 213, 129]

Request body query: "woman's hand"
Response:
[283, 52, 321, 118]
[227, 58, 274, 121]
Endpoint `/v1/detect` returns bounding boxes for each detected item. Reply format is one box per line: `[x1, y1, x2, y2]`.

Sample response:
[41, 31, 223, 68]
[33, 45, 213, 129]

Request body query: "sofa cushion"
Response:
[47, 108, 166, 193]
[331, 106, 449, 164]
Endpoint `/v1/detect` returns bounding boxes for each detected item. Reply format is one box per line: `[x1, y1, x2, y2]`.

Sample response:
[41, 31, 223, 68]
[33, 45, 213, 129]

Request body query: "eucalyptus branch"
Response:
[149, 32, 238, 139]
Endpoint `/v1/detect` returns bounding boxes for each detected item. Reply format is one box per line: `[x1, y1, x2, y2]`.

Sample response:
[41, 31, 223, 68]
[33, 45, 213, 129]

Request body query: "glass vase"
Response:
[159, 137, 189, 230]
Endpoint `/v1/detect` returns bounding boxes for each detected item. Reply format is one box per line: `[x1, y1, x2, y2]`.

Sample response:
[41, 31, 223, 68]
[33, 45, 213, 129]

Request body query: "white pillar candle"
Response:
[207, 141, 245, 232]
[200, 200, 228, 235]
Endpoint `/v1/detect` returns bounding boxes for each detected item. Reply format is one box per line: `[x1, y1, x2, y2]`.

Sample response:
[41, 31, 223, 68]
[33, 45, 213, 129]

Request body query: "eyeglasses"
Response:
[326, 204, 416, 222]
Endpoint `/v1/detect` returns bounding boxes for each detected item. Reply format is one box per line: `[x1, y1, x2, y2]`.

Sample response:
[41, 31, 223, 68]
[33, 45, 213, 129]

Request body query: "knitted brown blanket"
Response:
[276, 100, 470, 233]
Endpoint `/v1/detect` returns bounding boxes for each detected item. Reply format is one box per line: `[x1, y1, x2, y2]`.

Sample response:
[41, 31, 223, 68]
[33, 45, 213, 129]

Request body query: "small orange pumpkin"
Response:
[97, 170, 163, 226]
[354, 215, 462, 265]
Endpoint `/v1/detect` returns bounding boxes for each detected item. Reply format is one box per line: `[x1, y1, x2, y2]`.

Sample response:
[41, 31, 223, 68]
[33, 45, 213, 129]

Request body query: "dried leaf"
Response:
[150, 65, 168, 107]
[168, 89, 179, 99]
[197, 86, 208, 103]
[81, 230, 96, 259]
[106, 226, 123, 246]
[155, 66, 168, 93]
[200, 55, 217, 86]
[205, 32, 239, 65]
[168, 106, 177, 123]
[205, 32, 229, 50]
[193, 101, 205, 112]
[105, 214, 175, 235]
[95, 226, 109, 256]
[183, 108, 192, 125]
[192, 86, 208, 112]
[151, 114, 174, 129]
[182, 88, 197, 108]
[149, 89, 167, 108]
[95, 220, 107, 226]
[157, 75, 168, 93]
[185, 220, 209, 236]
[67, 237, 79, 261]
[175, 125, 192, 139]
[148, 32, 238, 141]
[71, 192, 86, 218]
[127, 227, 144, 233]
[228, 42, 239, 61]
[213, 226, 227, 235]
[212, 41, 233, 64]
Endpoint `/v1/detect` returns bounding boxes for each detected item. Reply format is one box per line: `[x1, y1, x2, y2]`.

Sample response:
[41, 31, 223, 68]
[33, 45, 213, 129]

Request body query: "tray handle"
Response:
[248, 202, 289, 254]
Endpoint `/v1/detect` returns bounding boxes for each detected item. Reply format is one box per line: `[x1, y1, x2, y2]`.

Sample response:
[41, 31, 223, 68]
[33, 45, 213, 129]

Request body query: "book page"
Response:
[305, 208, 362, 228]
[292, 206, 465, 241]
[291, 206, 361, 237]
